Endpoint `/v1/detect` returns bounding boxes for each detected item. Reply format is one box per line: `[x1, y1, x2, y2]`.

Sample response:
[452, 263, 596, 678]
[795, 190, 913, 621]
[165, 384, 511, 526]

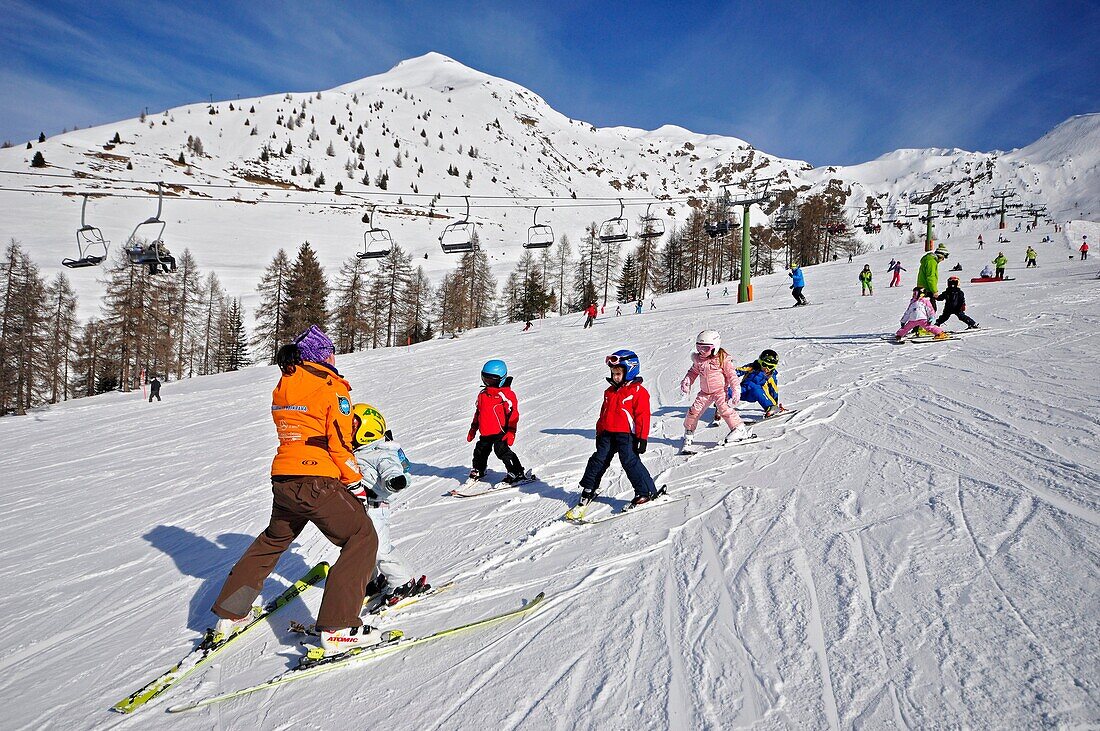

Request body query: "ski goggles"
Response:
[695, 343, 715, 355]
[605, 354, 629, 366]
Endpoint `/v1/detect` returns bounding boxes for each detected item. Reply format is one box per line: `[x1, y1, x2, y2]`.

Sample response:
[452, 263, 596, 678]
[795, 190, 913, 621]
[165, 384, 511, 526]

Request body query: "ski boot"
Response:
[501, 469, 532, 485]
[364, 574, 389, 600]
[933, 332, 950, 341]
[627, 487, 666, 510]
[967, 323, 980, 330]
[206, 612, 254, 647]
[680, 431, 696, 453]
[723, 425, 751, 444]
[566, 487, 598, 520]
[468, 468, 484, 481]
[319, 624, 383, 656]
[385, 576, 431, 606]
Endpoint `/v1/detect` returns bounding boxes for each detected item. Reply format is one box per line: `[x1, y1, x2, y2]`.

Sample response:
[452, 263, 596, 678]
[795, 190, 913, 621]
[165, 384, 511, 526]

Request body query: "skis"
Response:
[167, 592, 548, 713]
[885, 334, 958, 345]
[450, 471, 536, 498]
[681, 432, 760, 455]
[364, 580, 457, 616]
[566, 491, 686, 525]
[111, 561, 330, 714]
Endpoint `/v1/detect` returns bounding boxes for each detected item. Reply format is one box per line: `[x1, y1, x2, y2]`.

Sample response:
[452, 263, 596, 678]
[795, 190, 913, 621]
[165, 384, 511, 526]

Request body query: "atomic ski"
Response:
[168, 592, 548, 713]
[112, 561, 330, 714]
[450, 471, 537, 498]
[567, 492, 686, 525]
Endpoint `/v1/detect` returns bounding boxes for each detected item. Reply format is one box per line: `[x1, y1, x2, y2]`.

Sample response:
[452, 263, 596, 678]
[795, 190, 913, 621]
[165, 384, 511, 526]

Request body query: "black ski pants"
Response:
[579, 432, 657, 498]
[472, 435, 523, 475]
[935, 310, 977, 328]
[791, 286, 808, 305]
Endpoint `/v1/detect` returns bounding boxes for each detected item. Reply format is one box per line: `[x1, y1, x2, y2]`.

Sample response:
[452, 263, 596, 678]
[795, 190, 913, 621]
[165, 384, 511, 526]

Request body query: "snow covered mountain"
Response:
[0, 219, 1097, 728]
[0, 52, 1097, 319]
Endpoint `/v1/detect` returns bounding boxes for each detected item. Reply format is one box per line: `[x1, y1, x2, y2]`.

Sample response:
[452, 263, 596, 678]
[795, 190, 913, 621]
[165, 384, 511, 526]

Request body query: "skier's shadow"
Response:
[408, 462, 471, 483]
[541, 427, 595, 439]
[144, 526, 312, 632]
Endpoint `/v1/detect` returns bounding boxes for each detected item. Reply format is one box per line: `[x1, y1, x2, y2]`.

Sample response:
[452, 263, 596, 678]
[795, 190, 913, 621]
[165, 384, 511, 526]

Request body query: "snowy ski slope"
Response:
[0, 221, 1097, 729]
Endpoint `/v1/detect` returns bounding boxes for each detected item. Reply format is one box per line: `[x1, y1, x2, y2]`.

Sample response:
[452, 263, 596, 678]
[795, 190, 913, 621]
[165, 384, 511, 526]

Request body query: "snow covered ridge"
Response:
[0, 51, 1096, 321]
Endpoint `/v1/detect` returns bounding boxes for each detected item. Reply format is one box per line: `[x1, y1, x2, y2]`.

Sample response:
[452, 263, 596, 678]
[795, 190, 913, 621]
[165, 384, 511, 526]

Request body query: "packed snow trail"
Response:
[0, 223, 1096, 728]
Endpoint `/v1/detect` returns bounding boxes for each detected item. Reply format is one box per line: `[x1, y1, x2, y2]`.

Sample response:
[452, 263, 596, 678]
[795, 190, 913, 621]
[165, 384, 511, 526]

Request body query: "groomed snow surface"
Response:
[0, 222, 1097, 729]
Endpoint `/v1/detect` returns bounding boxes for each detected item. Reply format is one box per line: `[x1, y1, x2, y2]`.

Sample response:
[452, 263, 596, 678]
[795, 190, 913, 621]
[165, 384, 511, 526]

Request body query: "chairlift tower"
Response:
[991, 187, 1017, 231]
[910, 182, 952, 252]
[719, 178, 773, 303]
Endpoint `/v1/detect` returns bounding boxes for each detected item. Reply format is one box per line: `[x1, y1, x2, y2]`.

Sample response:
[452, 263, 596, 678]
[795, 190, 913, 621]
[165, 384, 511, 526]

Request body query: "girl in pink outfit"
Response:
[679, 330, 749, 451]
[895, 287, 948, 341]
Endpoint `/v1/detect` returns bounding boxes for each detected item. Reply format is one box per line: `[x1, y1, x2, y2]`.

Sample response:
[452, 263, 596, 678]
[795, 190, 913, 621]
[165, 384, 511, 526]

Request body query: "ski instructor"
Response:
[209, 325, 381, 654]
[916, 244, 949, 310]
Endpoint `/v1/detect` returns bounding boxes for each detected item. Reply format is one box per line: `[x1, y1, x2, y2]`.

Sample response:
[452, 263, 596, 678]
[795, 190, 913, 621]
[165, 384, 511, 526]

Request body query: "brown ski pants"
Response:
[212, 475, 377, 631]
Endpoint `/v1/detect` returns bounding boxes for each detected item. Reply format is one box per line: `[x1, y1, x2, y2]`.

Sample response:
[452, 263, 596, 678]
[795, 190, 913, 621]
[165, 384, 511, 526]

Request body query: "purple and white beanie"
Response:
[294, 325, 335, 363]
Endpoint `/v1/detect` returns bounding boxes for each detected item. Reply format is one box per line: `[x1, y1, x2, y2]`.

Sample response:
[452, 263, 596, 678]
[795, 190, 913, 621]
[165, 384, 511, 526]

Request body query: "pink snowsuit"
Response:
[895, 296, 945, 338]
[680, 350, 744, 431]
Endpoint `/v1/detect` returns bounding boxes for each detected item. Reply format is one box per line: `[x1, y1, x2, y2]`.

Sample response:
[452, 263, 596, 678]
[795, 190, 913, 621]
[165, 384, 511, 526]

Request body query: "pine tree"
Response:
[0, 240, 47, 414]
[617, 253, 639, 303]
[253, 249, 292, 364]
[283, 242, 329, 338]
[330, 255, 370, 353]
[31, 151, 46, 167]
[222, 298, 250, 370]
[374, 244, 413, 347]
[401, 266, 432, 344]
[171, 249, 203, 379]
[42, 271, 79, 403]
[198, 272, 226, 376]
[552, 234, 573, 315]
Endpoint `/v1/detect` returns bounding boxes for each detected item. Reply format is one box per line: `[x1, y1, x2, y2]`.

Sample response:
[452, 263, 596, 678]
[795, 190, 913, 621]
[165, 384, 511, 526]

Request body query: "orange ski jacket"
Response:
[270, 362, 362, 485]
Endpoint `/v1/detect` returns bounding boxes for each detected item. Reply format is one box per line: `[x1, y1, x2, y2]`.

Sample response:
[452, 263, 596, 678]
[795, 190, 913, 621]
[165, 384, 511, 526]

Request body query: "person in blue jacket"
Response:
[788, 265, 808, 306]
[736, 349, 784, 417]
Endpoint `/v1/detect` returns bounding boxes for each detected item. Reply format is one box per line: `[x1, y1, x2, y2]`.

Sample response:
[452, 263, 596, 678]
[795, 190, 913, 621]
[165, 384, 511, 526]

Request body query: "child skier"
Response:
[934, 276, 979, 330]
[888, 259, 906, 287]
[896, 287, 949, 341]
[574, 350, 659, 509]
[348, 403, 430, 606]
[859, 264, 873, 295]
[736, 350, 785, 418]
[1025, 246, 1038, 268]
[466, 359, 530, 484]
[679, 330, 750, 451]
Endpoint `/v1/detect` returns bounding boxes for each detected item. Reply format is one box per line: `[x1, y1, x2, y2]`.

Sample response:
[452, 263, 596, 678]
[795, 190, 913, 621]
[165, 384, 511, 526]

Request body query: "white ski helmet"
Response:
[695, 330, 721, 350]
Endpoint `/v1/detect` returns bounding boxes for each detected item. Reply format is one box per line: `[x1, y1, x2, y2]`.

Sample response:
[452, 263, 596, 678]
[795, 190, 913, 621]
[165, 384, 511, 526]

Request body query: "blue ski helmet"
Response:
[481, 359, 508, 386]
[605, 349, 640, 381]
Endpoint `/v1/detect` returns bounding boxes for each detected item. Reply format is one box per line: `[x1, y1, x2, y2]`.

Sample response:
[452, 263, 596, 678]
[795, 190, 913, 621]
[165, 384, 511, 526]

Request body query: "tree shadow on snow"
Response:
[144, 525, 312, 632]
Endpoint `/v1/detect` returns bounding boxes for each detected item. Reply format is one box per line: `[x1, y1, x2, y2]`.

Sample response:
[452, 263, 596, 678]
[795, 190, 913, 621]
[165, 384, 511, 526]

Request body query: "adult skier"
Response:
[993, 252, 1008, 279]
[896, 288, 949, 341]
[1081, 237, 1089, 261]
[916, 244, 949, 309]
[210, 325, 380, 654]
[859, 264, 874, 295]
[1025, 246, 1038, 268]
[679, 331, 749, 451]
[349, 403, 430, 606]
[583, 302, 597, 329]
[635, 300, 643, 314]
[736, 350, 784, 417]
[934, 276, 979, 330]
[466, 359, 529, 484]
[977, 233, 984, 249]
[148, 376, 161, 402]
[575, 350, 659, 508]
[788, 264, 808, 305]
[888, 259, 906, 287]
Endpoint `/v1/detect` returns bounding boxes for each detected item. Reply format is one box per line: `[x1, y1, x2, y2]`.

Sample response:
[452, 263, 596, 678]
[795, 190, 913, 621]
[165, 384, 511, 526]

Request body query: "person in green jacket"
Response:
[859, 264, 873, 295]
[1025, 246, 1037, 268]
[916, 244, 949, 309]
[994, 252, 1008, 279]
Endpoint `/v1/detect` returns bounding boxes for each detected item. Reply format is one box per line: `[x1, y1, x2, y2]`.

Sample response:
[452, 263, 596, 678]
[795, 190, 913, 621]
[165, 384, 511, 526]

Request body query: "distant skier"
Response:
[148, 376, 161, 402]
[466, 359, 529, 484]
[916, 244, 949, 310]
[635, 300, 643, 315]
[349, 403, 430, 606]
[788, 264, 808, 305]
[1025, 246, 1038, 268]
[993, 252, 1008, 279]
[679, 330, 749, 452]
[706, 288, 711, 299]
[723, 286, 729, 296]
[575, 350, 659, 508]
[615, 305, 622, 317]
[934, 276, 979, 330]
[859, 264, 873, 295]
[523, 320, 532, 331]
[736, 349, 785, 418]
[1081, 237, 1089, 261]
[847, 252, 853, 263]
[888, 259, 906, 287]
[977, 233, 984, 250]
[583, 302, 597, 329]
[896, 288, 948, 341]
[649, 299, 656, 310]
[210, 325, 379, 655]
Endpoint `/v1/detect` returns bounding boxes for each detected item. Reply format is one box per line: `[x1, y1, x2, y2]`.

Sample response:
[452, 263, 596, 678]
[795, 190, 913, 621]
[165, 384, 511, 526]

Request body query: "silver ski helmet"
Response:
[695, 330, 721, 354]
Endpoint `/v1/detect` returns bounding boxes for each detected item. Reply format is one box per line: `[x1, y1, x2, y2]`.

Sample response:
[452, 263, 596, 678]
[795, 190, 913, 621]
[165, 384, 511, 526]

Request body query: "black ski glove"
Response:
[386, 475, 407, 492]
[633, 438, 647, 454]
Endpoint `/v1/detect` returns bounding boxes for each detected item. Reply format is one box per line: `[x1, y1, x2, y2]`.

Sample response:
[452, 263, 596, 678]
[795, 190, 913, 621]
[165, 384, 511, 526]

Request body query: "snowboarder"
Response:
[1081, 237, 1089, 261]
[210, 325, 380, 655]
[896, 288, 948, 341]
[679, 331, 749, 451]
[788, 264, 808, 305]
[736, 350, 784, 417]
[934, 276, 979, 330]
[635, 300, 643, 315]
[349, 403, 430, 606]
[583, 302, 597, 329]
[993, 252, 1008, 279]
[148, 376, 161, 402]
[576, 350, 659, 507]
[859, 264, 873, 295]
[888, 259, 906, 287]
[1025, 246, 1038, 268]
[466, 359, 528, 484]
[980, 263, 996, 279]
[916, 244, 949, 310]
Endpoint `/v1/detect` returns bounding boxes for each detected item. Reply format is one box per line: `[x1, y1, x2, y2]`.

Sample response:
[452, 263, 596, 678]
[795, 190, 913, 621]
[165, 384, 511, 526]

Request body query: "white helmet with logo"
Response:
[695, 330, 721, 350]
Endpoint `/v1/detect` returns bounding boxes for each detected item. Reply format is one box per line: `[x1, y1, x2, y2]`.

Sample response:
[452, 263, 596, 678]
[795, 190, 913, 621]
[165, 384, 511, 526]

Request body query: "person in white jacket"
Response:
[348, 403, 430, 607]
[895, 287, 948, 341]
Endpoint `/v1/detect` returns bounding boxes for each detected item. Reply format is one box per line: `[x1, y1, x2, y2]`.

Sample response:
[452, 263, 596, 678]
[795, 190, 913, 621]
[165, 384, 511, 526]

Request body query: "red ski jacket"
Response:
[470, 382, 519, 438]
[585, 304, 597, 319]
[595, 379, 651, 438]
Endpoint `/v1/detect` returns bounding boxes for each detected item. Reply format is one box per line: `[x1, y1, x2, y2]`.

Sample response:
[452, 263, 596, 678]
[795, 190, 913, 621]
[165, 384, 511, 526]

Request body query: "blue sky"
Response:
[2, 0, 1097, 165]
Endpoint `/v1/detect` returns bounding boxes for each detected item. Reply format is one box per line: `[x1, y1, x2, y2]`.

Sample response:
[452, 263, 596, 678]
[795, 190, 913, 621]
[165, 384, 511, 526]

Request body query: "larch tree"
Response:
[252, 248, 292, 364]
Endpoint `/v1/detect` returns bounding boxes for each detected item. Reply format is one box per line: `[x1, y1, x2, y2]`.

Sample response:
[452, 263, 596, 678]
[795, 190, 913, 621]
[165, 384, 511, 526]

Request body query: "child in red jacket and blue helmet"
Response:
[575, 349, 660, 509]
[467, 359, 528, 483]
